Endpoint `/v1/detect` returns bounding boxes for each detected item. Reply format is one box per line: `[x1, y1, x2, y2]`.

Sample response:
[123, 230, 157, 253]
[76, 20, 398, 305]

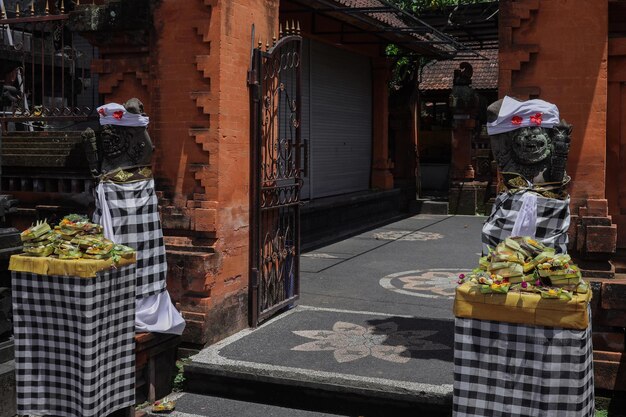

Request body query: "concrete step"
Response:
[414, 199, 448, 215]
[183, 307, 454, 417]
[140, 392, 349, 417]
[182, 368, 450, 417]
[301, 189, 409, 251]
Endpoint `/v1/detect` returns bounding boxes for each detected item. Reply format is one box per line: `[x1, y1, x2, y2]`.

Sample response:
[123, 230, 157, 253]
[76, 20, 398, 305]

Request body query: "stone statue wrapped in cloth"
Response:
[82, 98, 185, 335]
[482, 96, 573, 254]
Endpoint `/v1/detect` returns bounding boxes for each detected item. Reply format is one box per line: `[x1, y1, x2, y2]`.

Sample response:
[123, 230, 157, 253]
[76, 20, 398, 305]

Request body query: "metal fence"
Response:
[0, 0, 98, 133]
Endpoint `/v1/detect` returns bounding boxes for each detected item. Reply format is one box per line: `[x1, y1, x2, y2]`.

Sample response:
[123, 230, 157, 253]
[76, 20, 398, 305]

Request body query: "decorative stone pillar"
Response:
[450, 118, 476, 181]
[447, 62, 486, 215]
[70, 0, 224, 349]
[371, 58, 394, 190]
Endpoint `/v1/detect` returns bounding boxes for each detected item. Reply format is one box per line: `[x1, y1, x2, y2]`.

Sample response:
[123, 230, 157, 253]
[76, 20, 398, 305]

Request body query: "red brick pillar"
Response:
[371, 58, 394, 190]
[77, 0, 280, 349]
[450, 118, 475, 181]
[498, 0, 615, 266]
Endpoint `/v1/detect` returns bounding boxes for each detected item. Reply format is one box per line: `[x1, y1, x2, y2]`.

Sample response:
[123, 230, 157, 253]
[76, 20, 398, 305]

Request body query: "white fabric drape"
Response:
[135, 291, 186, 335]
[96, 183, 115, 241]
[511, 192, 538, 238]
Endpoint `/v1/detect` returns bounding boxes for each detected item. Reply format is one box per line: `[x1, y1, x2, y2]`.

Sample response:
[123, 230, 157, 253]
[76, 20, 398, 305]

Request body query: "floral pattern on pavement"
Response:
[291, 321, 449, 364]
[372, 230, 444, 241]
[398, 271, 459, 297]
[380, 269, 465, 299]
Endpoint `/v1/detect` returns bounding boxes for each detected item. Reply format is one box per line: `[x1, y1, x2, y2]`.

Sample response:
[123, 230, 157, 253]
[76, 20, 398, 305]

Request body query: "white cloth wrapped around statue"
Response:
[482, 189, 570, 255]
[86, 100, 185, 335]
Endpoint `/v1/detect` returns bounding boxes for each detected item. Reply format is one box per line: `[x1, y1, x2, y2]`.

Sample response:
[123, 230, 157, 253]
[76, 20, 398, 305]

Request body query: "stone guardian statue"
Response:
[482, 96, 572, 254]
[82, 98, 185, 334]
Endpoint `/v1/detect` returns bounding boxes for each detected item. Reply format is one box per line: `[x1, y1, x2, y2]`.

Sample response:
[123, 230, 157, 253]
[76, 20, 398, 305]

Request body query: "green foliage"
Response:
[386, 47, 431, 91]
[386, 0, 497, 90]
[172, 358, 189, 392]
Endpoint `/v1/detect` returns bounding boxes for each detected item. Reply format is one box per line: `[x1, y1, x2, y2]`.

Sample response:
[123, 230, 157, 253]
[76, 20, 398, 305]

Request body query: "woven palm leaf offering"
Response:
[54, 242, 83, 260]
[19, 214, 135, 263]
[111, 244, 135, 260]
[82, 238, 115, 260]
[459, 236, 587, 300]
[21, 220, 56, 257]
[55, 214, 103, 240]
[20, 219, 51, 242]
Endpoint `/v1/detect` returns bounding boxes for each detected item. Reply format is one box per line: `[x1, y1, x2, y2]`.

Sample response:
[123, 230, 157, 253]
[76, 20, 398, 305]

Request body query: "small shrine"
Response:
[453, 96, 595, 416]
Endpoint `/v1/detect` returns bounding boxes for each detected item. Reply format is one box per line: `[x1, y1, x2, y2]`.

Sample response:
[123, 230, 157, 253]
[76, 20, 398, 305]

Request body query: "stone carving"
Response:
[450, 62, 479, 115]
[81, 98, 154, 178]
[487, 99, 572, 185]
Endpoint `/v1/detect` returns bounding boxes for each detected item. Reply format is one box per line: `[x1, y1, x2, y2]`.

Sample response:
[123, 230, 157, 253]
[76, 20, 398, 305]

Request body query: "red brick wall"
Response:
[146, 0, 280, 346]
[86, 0, 278, 347]
[607, 38, 626, 248]
[500, 0, 608, 209]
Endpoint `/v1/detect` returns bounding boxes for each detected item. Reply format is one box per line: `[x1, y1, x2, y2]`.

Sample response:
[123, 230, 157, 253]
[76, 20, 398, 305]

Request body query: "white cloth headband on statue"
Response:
[487, 96, 559, 135]
[97, 103, 150, 127]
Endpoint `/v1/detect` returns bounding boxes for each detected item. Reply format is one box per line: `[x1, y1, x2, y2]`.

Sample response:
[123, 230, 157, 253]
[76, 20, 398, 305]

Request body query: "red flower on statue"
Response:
[113, 111, 124, 120]
[511, 115, 523, 125]
[530, 113, 543, 125]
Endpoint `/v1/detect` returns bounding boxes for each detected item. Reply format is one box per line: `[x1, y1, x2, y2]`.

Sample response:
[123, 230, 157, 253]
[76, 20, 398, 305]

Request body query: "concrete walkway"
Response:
[178, 214, 486, 417]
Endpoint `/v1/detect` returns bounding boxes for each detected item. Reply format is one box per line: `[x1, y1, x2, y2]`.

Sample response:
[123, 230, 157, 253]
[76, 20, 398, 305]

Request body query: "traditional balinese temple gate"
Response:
[248, 26, 303, 326]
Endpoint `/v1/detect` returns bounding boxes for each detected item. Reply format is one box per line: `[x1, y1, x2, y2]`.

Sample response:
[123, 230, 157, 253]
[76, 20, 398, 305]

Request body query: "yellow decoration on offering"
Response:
[454, 282, 591, 330]
[9, 254, 136, 278]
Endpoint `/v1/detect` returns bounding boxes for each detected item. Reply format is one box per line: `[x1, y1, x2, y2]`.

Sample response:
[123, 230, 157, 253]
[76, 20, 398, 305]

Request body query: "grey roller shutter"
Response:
[301, 40, 372, 199]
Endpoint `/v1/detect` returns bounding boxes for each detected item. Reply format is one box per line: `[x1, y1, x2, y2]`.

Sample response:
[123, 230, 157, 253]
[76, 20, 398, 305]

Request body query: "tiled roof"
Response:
[286, 0, 480, 58]
[419, 48, 498, 91]
[333, 0, 461, 57]
[336, 0, 410, 29]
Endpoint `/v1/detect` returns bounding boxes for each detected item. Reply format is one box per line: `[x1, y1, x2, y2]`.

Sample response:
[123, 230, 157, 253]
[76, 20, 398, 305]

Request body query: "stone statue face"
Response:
[511, 126, 551, 164]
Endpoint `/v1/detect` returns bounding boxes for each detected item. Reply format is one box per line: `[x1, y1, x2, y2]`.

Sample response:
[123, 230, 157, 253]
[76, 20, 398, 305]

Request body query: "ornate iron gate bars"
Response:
[249, 27, 302, 326]
[0, 7, 97, 126]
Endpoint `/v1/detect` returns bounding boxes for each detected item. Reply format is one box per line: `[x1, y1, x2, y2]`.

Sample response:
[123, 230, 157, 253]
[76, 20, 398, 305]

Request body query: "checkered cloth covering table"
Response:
[482, 192, 570, 255]
[94, 178, 167, 298]
[12, 265, 136, 417]
[453, 314, 594, 417]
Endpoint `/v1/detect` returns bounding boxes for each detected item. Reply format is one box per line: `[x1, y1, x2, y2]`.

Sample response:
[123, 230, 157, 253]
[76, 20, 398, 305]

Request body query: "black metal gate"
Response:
[248, 26, 303, 326]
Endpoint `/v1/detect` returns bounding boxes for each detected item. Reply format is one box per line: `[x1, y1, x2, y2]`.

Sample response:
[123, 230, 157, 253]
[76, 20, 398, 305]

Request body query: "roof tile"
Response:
[419, 49, 498, 91]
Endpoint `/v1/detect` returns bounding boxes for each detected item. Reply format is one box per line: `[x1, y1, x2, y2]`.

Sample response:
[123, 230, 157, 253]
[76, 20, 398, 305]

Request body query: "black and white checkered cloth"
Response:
[94, 178, 167, 298]
[453, 314, 594, 417]
[482, 192, 570, 255]
[12, 265, 136, 417]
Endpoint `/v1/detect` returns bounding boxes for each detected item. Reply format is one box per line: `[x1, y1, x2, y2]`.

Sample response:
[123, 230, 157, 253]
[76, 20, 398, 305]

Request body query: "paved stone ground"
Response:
[181, 214, 487, 417]
[301, 214, 482, 318]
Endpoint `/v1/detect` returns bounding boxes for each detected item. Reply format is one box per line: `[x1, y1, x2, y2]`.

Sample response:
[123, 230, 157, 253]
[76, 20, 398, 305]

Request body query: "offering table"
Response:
[453, 283, 594, 417]
[10, 255, 136, 417]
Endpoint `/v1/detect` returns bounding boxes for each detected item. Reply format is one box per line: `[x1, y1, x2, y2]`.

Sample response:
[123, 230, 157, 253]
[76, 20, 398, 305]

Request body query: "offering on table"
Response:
[19, 214, 135, 262]
[82, 238, 115, 260]
[23, 243, 55, 257]
[460, 235, 585, 297]
[112, 244, 135, 259]
[20, 220, 51, 242]
[54, 242, 83, 259]
[535, 253, 582, 288]
[55, 214, 103, 239]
